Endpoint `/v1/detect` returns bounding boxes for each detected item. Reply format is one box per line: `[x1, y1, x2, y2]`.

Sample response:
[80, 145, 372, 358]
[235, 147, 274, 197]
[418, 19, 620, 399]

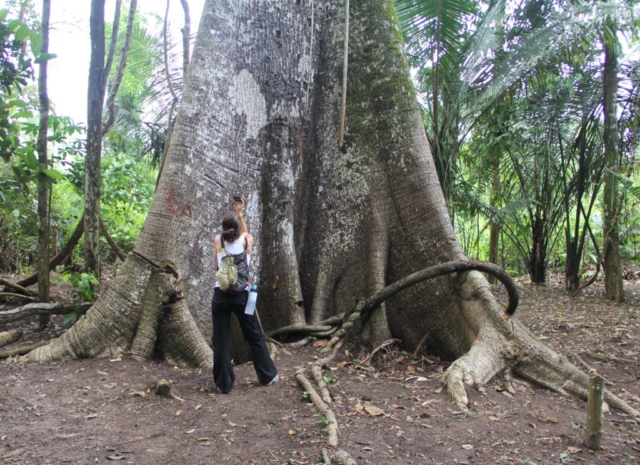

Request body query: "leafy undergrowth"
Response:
[0, 275, 639, 464]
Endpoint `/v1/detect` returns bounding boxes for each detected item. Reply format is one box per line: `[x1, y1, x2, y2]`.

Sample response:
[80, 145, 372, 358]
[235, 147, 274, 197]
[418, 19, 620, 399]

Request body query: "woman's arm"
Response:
[212, 234, 221, 271]
[235, 199, 248, 235]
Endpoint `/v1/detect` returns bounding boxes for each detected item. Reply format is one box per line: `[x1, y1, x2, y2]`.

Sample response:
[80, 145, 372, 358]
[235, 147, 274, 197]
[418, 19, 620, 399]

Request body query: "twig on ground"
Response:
[582, 351, 636, 364]
[0, 292, 36, 302]
[359, 338, 401, 365]
[571, 352, 615, 386]
[413, 333, 429, 358]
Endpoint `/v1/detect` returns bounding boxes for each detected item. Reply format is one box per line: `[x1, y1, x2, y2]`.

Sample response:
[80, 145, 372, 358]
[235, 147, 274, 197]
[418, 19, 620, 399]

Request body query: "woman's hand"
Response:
[234, 198, 245, 214]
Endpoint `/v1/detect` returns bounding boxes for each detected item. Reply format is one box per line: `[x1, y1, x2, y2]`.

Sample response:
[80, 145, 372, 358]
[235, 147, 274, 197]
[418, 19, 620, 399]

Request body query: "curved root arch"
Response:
[280, 260, 639, 418]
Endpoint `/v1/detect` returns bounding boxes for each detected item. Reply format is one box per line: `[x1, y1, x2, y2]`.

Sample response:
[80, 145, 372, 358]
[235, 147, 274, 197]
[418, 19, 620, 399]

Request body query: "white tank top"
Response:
[214, 236, 251, 289]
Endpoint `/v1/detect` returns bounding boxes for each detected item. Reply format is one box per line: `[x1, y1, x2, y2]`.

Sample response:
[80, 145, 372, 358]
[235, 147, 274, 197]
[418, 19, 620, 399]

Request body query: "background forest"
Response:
[0, 0, 639, 309]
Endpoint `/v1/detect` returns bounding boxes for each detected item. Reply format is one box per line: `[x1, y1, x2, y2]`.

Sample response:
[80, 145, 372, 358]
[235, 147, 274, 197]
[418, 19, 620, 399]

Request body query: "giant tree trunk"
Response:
[25, 0, 638, 416]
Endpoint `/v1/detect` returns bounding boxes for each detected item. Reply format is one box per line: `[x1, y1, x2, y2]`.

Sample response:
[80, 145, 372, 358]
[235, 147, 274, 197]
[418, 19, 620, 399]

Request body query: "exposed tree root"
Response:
[295, 371, 339, 447]
[283, 337, 312, 348]
[22, 254, 212, 368]
[359, 338, 400, 365]
[0, 302, 91, 324]
[293, 337, 357, 464]
[150, 379, 184, 401]
[0, 340, 51, 359]
[0, 292, 35, 302]
[0, 329, 22, 348]
[0, 278, 35, 296]
[268, 324, 334, 339]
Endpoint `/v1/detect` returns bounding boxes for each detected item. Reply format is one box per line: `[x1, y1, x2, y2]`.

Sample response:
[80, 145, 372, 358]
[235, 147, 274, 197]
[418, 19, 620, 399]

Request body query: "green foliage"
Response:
[57, 271, 99, 324]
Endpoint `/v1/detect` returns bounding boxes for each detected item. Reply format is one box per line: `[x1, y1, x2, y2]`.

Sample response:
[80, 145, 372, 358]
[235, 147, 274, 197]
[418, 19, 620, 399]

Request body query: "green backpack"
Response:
[216, 248, 249, 294]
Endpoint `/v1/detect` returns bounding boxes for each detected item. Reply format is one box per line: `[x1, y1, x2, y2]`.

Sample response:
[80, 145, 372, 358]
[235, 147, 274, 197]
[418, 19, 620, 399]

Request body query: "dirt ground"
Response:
[1, 273, 639, 464]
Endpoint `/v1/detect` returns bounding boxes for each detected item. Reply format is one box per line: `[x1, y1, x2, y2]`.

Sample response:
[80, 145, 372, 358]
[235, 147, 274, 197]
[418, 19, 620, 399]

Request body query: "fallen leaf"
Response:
[85, 414, 99, 420]
[197, 437, 211, 442]
[567, 447, 582, 454]
[364, 405, 384, 416]
[462, 444, 473, 450]
[106, 455, 125, 461]
[337, 361, 347, 368]
[312, 340, 328, 347]
[176, 410, 182, 416]
[104, 383, 117, 389]
[185, 429, 195, 434]
[288, 430, 296, 436]
[97, 370, 109, 376]
[195, 405, 202, 411]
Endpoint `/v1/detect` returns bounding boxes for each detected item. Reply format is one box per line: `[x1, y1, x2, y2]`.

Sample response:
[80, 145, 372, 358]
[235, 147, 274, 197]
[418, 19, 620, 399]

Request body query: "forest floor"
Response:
[0, 269, 639, 465]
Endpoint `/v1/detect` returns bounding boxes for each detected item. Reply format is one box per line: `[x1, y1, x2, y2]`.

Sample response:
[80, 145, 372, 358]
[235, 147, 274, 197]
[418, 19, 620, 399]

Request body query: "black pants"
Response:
[211, 287, 278, 393]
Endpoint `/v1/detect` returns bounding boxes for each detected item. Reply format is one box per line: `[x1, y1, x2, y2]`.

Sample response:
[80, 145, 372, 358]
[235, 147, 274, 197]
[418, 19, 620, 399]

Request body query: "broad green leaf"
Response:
[41, 168, 65, 181]
[11, 110, 33, 120]
[0, 9, 9, 21]
[25, 152, 38, 170]
[15, 24, 30, 42]
[7, 19, 20, 31]
[8, 99, 28, 108]
[29, 31, 42, 56]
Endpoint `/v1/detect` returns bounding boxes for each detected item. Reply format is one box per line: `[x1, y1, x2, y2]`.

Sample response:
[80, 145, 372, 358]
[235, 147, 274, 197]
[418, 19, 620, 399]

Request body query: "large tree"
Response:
[25, 0, 637, 415]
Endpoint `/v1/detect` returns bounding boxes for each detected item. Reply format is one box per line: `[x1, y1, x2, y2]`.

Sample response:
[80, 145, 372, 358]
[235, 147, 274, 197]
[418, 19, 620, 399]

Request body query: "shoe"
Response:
[215, 385, 230, 394]
[266, 374, 279, 386]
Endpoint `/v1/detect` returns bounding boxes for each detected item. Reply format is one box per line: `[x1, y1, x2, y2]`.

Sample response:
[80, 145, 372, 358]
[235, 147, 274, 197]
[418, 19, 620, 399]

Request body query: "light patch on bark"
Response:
[229, 69, 267, 138]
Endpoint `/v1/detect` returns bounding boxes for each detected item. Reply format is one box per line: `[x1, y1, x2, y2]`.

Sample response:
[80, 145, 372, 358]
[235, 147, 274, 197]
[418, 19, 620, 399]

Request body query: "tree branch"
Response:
[179, 0, 191, 78]
[102, 0, 138, 136]
[102, 0, 122, 95]
[99, 216, 127, 262]
[16, 215, 84, 288]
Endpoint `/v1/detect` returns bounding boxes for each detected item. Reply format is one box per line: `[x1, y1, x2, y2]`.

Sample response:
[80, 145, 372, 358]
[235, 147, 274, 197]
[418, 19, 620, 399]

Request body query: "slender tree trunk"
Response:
[602, 15, 624, 302]
[84, 0, 106, 284]
[102, 0, 138, 135]
[36, 0, 52, 328]
[179, 0, 191, 78]
[529, 215, 547, 284]
[102, 0, 122, 96]
[488, 161, 500, 283]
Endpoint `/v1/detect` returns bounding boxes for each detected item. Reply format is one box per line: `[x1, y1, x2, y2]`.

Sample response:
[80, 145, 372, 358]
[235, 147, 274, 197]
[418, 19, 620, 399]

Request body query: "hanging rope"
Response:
[338, 0, 349, 152]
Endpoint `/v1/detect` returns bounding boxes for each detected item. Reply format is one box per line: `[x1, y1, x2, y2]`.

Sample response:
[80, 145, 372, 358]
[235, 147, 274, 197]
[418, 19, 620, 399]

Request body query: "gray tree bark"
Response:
[84, 0, 106, 284]
[36, 0, 52, 328]
[24, 0, 638, 416]
[602, 15, 624, 302]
